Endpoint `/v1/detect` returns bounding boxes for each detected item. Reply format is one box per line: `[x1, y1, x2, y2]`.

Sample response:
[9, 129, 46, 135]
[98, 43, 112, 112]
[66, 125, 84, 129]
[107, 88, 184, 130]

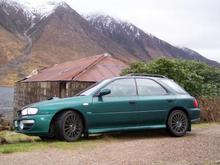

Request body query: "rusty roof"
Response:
[23, 54, 129, 82]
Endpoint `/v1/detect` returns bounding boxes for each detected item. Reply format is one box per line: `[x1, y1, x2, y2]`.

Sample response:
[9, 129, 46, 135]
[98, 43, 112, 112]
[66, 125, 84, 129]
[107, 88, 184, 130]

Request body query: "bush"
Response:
[199, 97, 220, 122]
[122, 57, 220, 121]
[122, 57, 220, 97]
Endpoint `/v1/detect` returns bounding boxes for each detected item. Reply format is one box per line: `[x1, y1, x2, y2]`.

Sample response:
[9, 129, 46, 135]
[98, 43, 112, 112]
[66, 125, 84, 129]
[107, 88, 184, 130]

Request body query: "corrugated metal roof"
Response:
[23, 54, 129, 82]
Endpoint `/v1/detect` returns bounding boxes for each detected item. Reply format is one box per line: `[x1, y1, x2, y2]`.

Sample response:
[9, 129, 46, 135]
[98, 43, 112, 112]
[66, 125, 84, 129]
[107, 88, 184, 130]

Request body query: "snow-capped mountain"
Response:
[86, 15, 145, 39]
[0, 0, 34, 34]
[0, 0, 34, 18]
[0, 1, 219, 86]
[0, 0, 58, 17]
[86, 15, 220, 66]
[0, 0, 67, 35]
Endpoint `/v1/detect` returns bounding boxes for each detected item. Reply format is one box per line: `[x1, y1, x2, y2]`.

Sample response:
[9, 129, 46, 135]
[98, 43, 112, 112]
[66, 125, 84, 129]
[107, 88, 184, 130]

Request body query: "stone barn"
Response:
[14, 54, 128, 113]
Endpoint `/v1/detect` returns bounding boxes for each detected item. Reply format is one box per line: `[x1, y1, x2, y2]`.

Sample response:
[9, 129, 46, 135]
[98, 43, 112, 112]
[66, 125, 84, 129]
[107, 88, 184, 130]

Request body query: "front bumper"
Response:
[14, 114, 53, 136]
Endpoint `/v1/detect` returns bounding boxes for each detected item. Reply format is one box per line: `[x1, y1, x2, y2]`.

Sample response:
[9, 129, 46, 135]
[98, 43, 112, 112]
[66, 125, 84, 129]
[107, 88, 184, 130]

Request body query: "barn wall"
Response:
[14, 81, 95, 115]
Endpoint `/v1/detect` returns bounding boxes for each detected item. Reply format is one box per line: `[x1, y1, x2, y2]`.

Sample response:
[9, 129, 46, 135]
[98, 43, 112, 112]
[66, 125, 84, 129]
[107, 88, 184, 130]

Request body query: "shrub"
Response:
[122, 57, 220, 97]
[199, 97, 220, 122]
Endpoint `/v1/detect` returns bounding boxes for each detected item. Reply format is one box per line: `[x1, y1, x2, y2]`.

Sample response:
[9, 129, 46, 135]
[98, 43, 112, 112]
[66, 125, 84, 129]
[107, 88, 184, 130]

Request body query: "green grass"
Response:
[0, 131, 43, 153]
[0, 122, 219, 154]
[0, 140, 104, 154]
[0, 142, 46, 154]
[0, 131, 114, 154]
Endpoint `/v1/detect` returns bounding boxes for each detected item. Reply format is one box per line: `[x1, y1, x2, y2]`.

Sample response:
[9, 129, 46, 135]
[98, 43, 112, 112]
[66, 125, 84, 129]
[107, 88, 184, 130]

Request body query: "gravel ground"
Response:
[1, 124, 220, 165]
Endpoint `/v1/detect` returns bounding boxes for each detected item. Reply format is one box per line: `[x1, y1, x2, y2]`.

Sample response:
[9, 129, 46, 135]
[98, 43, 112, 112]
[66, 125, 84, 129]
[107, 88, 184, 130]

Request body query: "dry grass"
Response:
[0, 131, 109, 154]
[0, 71, 20, 87]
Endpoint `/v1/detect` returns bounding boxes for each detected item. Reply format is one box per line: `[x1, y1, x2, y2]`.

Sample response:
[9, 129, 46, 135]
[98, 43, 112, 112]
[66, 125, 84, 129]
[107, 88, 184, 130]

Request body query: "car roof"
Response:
[110, 75, 168, 81]
[126, 74, 167, 78]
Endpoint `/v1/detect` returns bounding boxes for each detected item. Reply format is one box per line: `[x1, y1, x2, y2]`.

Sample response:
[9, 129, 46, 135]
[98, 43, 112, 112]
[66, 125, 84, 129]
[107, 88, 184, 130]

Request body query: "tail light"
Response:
[194, 99, 199, 108]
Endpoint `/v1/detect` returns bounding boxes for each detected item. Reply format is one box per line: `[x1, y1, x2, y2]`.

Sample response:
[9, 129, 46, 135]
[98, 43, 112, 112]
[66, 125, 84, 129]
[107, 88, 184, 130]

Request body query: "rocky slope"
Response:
[0, 1, 219, 86]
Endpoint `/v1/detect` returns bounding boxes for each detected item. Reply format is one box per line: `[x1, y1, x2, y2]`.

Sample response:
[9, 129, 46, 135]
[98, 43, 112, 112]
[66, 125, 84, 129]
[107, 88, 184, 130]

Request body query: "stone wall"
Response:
[14, 81, 95, 116]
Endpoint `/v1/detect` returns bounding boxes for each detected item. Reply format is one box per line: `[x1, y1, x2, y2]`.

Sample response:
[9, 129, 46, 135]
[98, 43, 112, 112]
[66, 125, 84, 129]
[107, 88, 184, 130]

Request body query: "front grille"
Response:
[22, 123, 34, 130]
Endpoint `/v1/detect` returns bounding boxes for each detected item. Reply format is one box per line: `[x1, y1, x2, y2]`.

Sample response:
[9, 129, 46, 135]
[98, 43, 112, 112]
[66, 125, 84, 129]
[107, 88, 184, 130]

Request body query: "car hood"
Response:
[27, 96, 91, 108]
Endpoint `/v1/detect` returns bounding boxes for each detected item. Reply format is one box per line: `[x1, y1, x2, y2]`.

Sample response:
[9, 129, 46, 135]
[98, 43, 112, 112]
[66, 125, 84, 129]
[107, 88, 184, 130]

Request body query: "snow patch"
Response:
[0, 0, 34, 18]
[2, 7, 9, 15]
[135, 31, 140, 37]
[0, 0, 58, 18]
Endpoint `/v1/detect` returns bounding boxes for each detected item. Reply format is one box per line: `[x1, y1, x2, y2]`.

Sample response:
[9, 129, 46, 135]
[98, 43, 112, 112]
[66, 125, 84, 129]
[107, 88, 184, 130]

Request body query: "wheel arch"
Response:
[166, 106, 191, 131]
[49, 108, 88, 133]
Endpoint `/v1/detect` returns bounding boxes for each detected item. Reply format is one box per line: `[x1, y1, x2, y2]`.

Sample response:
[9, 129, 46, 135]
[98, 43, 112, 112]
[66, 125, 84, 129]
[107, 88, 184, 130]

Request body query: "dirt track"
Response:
[1, 124, 220, 165]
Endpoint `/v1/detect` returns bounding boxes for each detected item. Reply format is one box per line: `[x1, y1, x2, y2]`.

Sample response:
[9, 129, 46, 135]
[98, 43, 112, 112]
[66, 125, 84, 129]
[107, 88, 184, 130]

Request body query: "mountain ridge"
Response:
[0, 1, 219, 86]
[86, 14, 220, 66]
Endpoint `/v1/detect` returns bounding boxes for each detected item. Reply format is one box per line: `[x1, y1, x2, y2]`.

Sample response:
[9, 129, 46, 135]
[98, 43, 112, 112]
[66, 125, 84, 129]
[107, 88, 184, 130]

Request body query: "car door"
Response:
[135, 78, 176, 126]
[88, 78, 138, 129]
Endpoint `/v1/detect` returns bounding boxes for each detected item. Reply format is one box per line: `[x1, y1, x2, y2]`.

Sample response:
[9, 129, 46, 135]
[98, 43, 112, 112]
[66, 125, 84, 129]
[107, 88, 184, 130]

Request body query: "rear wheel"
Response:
[167, 110, 189, 137]
[55, 111, 83, 142]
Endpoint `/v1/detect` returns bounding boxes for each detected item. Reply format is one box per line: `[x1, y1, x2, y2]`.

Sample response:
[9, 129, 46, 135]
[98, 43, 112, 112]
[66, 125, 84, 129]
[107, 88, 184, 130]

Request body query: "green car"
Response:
[14, 75, 200, 141]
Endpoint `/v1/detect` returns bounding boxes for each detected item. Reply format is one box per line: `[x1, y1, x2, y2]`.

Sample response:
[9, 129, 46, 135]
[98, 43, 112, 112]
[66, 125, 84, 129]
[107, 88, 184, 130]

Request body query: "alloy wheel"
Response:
[168, 110, 189, 136]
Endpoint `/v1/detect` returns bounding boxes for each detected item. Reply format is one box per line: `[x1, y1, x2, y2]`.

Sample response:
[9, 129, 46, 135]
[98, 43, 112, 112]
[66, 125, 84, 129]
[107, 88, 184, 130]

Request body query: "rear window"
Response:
[160, 79, 188, 94]
[136, 79, 167, 96]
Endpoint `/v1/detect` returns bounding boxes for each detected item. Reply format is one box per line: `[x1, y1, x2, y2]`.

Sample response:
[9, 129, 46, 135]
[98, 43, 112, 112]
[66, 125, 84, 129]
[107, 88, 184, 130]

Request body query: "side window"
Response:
[102, 79, 137, 97]
[136, 79, 167, 96]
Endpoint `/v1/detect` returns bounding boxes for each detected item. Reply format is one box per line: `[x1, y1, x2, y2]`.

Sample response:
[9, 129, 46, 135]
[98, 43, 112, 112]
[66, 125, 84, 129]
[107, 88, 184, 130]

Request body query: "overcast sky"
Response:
[19, 0, 220, 62]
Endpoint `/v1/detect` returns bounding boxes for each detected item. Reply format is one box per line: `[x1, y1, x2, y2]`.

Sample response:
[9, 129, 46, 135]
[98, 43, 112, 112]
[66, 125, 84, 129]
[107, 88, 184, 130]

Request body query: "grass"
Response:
[0, 140, 104, 154]
[0, 122, 219, 154]
[0, 131, 115, 154]
[0, 131, 42, 154]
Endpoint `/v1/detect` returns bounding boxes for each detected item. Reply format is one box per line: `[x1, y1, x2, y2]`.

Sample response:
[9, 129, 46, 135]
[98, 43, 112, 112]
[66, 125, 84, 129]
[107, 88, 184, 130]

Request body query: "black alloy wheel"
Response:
[167, 110, 189, 137]
[56, 111, 83, 142]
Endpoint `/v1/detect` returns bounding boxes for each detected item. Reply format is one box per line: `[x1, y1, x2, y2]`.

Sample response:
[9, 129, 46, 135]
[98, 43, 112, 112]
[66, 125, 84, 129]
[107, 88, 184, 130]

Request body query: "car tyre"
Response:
[167, 110, 189, 137]
[39, 124, 56, 141]
[56, 111, 83, 142]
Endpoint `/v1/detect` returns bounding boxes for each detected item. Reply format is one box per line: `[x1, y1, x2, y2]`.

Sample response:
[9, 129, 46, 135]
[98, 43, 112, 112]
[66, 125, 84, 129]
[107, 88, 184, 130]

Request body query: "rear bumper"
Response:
[189, 108, 201, 123]
[14, 114, 53, 136]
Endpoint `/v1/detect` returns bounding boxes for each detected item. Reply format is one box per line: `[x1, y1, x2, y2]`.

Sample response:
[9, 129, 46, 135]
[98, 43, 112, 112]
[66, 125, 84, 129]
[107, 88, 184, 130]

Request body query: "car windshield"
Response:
[160, 79, 188, 94]
[77, 79, 110, 96]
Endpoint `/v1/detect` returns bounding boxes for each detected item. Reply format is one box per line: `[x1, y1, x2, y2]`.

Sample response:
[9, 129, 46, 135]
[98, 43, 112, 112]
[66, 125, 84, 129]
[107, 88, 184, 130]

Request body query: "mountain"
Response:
[0, 1, 219, 86]
[0, 0, 38, 35]
[27, 3, 138, 69]
[86, 15, 220, 66]
[0, 1, 136, 86]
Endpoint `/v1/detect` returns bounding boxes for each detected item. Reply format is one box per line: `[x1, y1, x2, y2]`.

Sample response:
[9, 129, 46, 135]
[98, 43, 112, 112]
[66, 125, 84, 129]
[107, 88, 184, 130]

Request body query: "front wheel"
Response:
[56, 111, 83, 142]
[167, 110, 189, 137]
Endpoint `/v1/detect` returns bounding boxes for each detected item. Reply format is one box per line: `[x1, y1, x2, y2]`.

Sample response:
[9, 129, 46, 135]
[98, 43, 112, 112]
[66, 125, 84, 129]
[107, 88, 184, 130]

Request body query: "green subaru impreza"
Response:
[14, 75, 200, 141]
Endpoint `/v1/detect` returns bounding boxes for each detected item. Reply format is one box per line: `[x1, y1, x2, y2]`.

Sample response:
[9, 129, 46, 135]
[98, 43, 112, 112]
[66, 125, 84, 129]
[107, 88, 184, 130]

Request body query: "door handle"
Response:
[167, 99, 174, 103]
[129, 101, 136, 105]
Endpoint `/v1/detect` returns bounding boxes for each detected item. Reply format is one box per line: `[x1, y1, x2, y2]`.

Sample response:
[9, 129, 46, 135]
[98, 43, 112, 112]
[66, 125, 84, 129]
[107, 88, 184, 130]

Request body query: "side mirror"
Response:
[98, 88, 111, 97]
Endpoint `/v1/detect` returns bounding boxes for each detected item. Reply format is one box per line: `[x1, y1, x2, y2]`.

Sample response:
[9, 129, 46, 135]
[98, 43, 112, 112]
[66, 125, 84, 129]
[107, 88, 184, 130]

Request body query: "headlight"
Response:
[21, 108, 38, 115]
